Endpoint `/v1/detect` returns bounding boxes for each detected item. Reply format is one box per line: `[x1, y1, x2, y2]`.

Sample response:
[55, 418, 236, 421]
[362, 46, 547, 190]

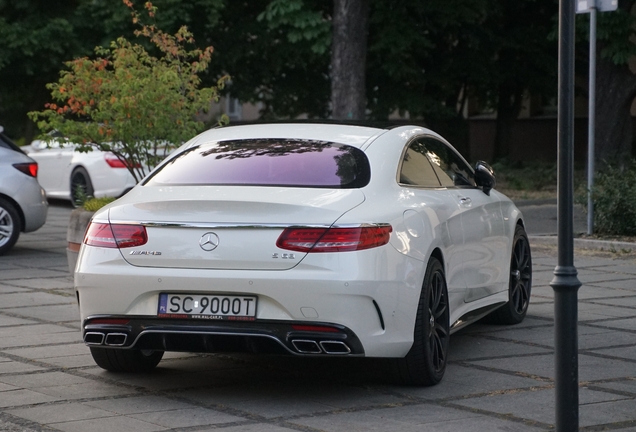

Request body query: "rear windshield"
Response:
[144, 138, 371, 188]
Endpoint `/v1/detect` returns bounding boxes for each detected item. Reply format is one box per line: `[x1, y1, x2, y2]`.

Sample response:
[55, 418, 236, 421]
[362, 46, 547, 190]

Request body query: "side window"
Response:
[399, 140, 442, 187]
[422, 138, 475, 187]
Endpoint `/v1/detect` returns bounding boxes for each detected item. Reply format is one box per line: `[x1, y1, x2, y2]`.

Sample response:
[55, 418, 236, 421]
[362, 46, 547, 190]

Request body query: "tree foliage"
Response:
[28, 1, 228, 182]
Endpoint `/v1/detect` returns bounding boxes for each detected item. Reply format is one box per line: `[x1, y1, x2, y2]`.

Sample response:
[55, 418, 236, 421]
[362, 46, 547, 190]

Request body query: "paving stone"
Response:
[578, 287, 636, 299]
[0, 371, 89, 388]
[0, 278, 73, 291]
[448, 333, 552, 361]
[588, 345, 636, 362]
[130, 407, 242, 428]
[5, 342, 88, 360]
[9, 303, 80, 323]
[0, 285, 30, 294]
[0, 361, 46, 374]
[586, 296, 636, 307]
[208, 424, 298, 432]
[0, 389, 60, 408]
[7, 402, 115, 424]
[467, 352, 636, 382]
[83, 395, 197, 414]
[0, 269, 69, 281]
[50, 415, 167, 432]
[0, 316, 38, 327]
[0, 330, 81, 349]
[0, 291, 73, 309]
[291, 406, 537, 432]
[42, 353, 97, 369]
[34, 381, 134, 399]
[592, 379, 636, 395]
[587, 317, 636, 331]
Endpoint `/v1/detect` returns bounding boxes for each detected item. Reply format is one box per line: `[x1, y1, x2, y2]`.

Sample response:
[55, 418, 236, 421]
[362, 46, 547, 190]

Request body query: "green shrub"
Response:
[588, 161, 636, 235]
[83, 197, 116, 212]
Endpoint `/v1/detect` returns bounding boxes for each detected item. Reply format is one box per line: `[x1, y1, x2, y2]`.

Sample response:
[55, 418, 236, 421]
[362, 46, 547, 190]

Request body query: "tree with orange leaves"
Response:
[29, 1, 229, 186]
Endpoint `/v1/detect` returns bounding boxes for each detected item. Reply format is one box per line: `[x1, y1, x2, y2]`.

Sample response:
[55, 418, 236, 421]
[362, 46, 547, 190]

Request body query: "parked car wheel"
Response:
[0, 197, 21, 256]
[70, 167, 94, 207]
[89, 347, 164, 372]
[488, 224, 532, 324]
[391, 256, 450, 386]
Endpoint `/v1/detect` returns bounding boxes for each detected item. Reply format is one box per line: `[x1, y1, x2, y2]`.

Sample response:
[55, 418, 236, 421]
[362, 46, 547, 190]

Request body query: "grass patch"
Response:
[492, 160, 585, 201]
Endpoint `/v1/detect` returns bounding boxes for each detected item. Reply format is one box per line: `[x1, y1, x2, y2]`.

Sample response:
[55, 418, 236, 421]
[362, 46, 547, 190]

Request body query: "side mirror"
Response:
[474, 161, 496, 196]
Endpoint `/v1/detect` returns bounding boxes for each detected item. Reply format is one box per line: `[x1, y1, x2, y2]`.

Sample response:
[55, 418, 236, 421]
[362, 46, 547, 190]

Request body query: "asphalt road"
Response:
[515, 199, 587, 236]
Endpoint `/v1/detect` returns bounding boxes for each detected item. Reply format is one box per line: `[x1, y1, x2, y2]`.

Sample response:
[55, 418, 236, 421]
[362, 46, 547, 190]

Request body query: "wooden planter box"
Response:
[66, 208, 94, 274]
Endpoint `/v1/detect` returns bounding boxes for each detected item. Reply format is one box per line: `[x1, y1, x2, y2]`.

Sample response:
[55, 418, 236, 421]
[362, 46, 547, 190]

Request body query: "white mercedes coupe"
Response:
[75, 123, 532, 386]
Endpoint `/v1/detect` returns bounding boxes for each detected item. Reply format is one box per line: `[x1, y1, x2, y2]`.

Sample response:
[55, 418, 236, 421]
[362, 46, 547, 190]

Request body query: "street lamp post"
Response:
[551, 0, 582, 430]
[576, 0, 619, 235]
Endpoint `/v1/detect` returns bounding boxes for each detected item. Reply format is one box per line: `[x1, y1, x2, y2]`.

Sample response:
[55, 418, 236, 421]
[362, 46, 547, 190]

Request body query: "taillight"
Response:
[104, 153, 140, 168]
[13, 162, 38, 178]
[276, 225, 392, 253]
[84, 222, 147, 248]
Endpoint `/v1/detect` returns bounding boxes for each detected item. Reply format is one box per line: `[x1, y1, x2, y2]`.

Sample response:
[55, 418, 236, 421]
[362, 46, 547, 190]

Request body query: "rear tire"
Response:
[0, 197, 21, 256]
[390, 256, 450, 386]
[90, 347, 163, 372]
[487, 224, 532, 324]
[70, 167, 94, 207]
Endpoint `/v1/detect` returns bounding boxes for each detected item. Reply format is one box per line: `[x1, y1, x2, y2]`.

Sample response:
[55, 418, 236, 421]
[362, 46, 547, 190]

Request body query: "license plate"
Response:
[158, 293, 257, 321]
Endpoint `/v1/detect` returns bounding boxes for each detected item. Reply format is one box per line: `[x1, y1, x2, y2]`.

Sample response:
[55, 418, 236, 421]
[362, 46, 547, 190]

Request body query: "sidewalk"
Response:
[0, 203, 634, 431]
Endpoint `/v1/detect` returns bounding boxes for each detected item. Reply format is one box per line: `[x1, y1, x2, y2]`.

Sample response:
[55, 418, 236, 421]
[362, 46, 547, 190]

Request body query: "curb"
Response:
[529, 235, 636, 252]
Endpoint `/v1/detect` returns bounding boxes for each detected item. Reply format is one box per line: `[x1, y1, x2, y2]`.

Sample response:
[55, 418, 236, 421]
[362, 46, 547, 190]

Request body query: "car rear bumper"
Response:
[82, 316, 365, 356]
[75, 244, 427, 357]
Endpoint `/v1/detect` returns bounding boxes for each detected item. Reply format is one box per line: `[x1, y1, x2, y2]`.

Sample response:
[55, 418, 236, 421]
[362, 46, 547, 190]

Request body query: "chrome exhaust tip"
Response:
[104, 333, 127, 346]
[291, 339, 322, 354]
[84, 332, 105, 345]
[319, 340, 351, 354]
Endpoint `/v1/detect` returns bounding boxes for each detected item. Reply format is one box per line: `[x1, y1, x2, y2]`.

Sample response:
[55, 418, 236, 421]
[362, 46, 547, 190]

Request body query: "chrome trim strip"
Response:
[102, 222, 392, 230]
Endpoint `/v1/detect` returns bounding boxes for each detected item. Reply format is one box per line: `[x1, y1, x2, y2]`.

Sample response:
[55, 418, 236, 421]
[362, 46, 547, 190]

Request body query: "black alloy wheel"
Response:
[70, 167, 94, 207]
[391, 256, 450, 386]
[0, 197, 21, 255]
[488, 224, 532, 325]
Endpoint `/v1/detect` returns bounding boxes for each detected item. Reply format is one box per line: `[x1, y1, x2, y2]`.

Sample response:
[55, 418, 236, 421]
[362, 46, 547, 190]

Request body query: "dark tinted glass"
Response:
[145, 139, 371, 188]
[399, 141, 442, 187]
[422, 138, 475, 187]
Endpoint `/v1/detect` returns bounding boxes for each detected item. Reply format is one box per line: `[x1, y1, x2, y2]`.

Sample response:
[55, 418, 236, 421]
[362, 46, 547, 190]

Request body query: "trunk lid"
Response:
[108, 186, 365, 270]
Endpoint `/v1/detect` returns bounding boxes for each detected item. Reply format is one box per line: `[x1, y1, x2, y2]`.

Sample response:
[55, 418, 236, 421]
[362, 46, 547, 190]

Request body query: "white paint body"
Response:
[75, 124, 523, 358]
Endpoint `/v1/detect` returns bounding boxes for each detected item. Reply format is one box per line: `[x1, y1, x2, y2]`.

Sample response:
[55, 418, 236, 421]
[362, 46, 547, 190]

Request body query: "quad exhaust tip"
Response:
[84, 332, 105, 345]
[319, 340, 351, 354]
[291, 339, 351, 355]
[84, 332, 127, 347]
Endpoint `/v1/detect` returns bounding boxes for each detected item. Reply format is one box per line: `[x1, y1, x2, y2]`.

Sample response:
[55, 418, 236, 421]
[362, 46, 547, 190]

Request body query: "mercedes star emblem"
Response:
[199, 232, 220, 251]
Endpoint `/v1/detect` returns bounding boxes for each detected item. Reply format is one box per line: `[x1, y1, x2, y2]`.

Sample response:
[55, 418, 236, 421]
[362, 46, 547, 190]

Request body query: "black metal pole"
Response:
[551, 0, 582, 430]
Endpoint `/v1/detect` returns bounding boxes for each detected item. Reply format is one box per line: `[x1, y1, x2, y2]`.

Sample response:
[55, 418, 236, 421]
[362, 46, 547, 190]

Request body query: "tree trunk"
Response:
[493, 82, 524, 162]
[330, 0, 369, 120]
[595, 56, 636, 166]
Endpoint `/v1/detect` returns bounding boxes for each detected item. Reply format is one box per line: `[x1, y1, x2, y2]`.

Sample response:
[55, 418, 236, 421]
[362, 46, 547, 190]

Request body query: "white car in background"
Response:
[25, 137, 137, 205]
[76, 123, 532, 386]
